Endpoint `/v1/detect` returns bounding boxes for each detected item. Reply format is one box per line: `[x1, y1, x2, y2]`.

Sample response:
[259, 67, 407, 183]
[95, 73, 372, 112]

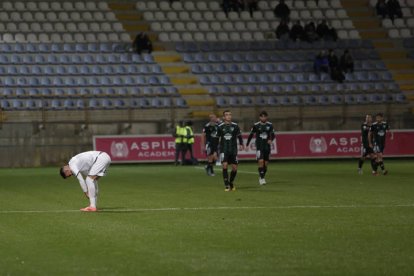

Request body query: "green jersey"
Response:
[217, 122, 243, 155]
[246, 121, 275, 151]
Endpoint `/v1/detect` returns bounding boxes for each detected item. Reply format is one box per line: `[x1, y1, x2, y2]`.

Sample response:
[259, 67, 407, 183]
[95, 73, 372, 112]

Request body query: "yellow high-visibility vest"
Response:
[186, 126, 194, 144]
[175, 126, 187, 143]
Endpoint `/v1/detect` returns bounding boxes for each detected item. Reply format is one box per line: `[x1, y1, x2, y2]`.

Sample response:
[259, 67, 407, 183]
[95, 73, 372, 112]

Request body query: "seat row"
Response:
[151, 20, 355, 34]
[143, 9, 349, 22]
[1, 1, 109, 11]
[0, 75, 171, 87]
[388, 28, 413, 39]
[159, 29, 360, 42]
[1, 86, 180, 98]
[191, 61, 385, 74]
[198, 72, 393, 85]
[0, 33, 131, 43]
[207, 82, 400, 94]
[175, 40, 374, 53]
[0, 53, 154, 65]
[0, 97, 187, 111]
[137, 0, 342, 12]
[182, 50, 379, 63]
[0, 43, 128, 53]
[0, 11, 117, 22]
[0, 22, 123, 33]
[383, 18, 414, 29]
[215, 93, 405, 107]
[0, 64, 163, 76]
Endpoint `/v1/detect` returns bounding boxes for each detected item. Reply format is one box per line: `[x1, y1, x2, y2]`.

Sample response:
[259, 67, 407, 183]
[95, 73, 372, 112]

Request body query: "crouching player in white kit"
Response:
[60, 151, 111, 212]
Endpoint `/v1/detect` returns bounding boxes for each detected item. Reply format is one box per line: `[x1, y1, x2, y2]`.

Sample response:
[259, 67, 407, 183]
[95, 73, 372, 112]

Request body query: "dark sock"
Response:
[379, 161, 385, 171]
[230, 170, 237, 183]
[258, 167, 265, 179]
[263, 165, 267, 177]
[358, 159, 363, 169]
[370, 159, 377, 171]
[223, 169, 228, 186]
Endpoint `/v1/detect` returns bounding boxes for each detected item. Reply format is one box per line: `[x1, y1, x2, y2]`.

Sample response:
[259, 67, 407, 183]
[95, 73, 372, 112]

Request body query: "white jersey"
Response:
[69, 151, 110, 177]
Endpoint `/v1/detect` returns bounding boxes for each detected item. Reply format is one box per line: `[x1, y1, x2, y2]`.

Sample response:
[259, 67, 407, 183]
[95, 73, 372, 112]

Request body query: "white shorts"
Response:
[89, 152, 111, 176]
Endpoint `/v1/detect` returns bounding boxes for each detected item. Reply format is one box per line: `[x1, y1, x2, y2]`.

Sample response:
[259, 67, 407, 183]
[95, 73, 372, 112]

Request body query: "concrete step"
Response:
[347, 10, 374, 17]
[162, 66, 189, 74]
[379, 51, 408, 59]
[400, 84, 414, 90]
[353, 20, 380, 29]
[179, 87, 208, 95]
[171, 77, 198, 85]
[123, 23, 149, 32]
[186, 99, 215, 106]
[393, 73, 414, 81]
[386, 62, 414, 70]
[340, 0, 369, 8]
[359, 30, 388, 39]
[154, 55, 182, 63]
[373, 40, 395, 48]
[191, 110, 216, 118]
[116, 13, 142, 21]
[108, 3, 135, 10]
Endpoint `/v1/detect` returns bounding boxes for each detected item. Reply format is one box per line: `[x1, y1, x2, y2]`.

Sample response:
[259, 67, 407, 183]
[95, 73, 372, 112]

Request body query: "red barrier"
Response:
[93, 130, 414, 163]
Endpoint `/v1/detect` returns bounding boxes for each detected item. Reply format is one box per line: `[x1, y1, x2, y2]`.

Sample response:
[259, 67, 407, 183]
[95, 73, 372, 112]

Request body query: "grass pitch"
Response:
[1, 160, 414, 275]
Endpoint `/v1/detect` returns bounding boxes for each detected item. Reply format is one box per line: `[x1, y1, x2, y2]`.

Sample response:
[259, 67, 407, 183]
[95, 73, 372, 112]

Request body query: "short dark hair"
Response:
[375, 112, 384, 117]
[223, 110, 231, 115]
[259, 111, 268, 117]
[60, 167, 67, 179]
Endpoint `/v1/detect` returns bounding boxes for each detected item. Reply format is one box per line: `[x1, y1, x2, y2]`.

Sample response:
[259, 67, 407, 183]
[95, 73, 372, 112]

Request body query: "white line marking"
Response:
[194, 166, 258, 175]
[1, 204, 414, 214]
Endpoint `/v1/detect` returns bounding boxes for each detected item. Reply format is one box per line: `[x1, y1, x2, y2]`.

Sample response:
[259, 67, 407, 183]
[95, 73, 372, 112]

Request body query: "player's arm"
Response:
[76, 173, 88, 193]
[246, 125, 255, 147]
[268, 125, 275, 144]
[237, 126, 245, 150]
[368, 129, 373, 148]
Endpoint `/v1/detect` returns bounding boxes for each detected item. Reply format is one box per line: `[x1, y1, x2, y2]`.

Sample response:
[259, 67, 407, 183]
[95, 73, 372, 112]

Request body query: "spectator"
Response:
[275, 20, 290, 40]
[316, 20, 330, 39]
[328, 49, 345, 83]
[222, 0, 244, 16]
[132, 32, 153, 55]
[290, 20, 305, 41]
[246, 0, 259, 17]
[340, 49, 354, 73]
[313, 50, 329, 75]
[274, 0, 290, 21]
[376, 0, 388, 18]
[387, 0, 402, 21]
[304, 21, 319, 42]
[326, 26, 338, 41]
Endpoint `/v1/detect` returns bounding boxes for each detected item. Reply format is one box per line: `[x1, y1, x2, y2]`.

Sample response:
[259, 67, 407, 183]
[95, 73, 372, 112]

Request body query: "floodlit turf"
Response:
[1, 160, 414, 275]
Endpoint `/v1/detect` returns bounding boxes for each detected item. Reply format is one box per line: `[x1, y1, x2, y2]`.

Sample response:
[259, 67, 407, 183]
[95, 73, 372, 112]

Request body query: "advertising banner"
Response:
[93, 130, 414, 163]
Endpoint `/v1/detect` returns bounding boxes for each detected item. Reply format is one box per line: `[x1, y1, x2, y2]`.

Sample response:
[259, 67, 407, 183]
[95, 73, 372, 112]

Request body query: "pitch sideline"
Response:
[1, 204, 414, 214]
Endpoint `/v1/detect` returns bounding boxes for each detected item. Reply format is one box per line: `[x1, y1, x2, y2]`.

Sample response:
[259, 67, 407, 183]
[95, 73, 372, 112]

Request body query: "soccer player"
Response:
[217, 110, 245, 191]
[246, 111, 275, 185]
[60, 151, 111, 212]
[369, 113, 390, 175]
[202, 114, 220, 176]
[358, 114, 377, 175]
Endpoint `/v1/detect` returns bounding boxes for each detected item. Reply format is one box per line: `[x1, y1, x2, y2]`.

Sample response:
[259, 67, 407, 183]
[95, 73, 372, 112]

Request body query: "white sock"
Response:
[86, 177, 96, 208]
[94, 180, 99, 207]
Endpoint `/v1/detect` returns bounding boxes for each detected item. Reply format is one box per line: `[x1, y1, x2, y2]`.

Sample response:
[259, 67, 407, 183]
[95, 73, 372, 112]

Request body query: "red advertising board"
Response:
[93, 130, 414, 163]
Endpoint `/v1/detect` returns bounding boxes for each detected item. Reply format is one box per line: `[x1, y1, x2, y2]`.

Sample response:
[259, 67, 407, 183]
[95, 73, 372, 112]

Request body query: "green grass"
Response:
[1, 160, 414, 275]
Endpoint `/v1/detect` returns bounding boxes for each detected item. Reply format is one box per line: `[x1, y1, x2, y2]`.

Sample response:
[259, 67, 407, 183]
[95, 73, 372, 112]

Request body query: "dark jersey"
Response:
[203, 121, 220, 145]
[370, 121, 389, 146]
[217, 122, 243, 155]
[246, 121, 275, 151]
[360, 123, 372, 147]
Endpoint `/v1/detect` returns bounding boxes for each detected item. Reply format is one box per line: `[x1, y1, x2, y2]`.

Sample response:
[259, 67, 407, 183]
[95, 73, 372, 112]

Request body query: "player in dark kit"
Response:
[202, 114, 221, 176]
[246, 111, 275, 185]
[217, 110, 245, 191]
[369, 113, 390, 175]
[358, 114, 377, 175]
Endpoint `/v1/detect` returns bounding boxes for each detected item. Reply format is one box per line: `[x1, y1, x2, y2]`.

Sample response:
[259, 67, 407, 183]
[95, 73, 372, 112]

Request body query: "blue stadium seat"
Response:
[50, 99, 62, 110]
[16, 88, 26, 97]
[63, 99, 75, 109]
[101, 99, 113, 109]
[88, 99, 100, 109]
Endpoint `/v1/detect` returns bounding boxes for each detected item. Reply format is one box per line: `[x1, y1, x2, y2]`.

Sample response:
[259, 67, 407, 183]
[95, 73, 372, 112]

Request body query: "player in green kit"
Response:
[369, 113, 390, 175]
[246, 111, 275, 185]
[217, 110, 245, 192]
[358, 114, 377, 175]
